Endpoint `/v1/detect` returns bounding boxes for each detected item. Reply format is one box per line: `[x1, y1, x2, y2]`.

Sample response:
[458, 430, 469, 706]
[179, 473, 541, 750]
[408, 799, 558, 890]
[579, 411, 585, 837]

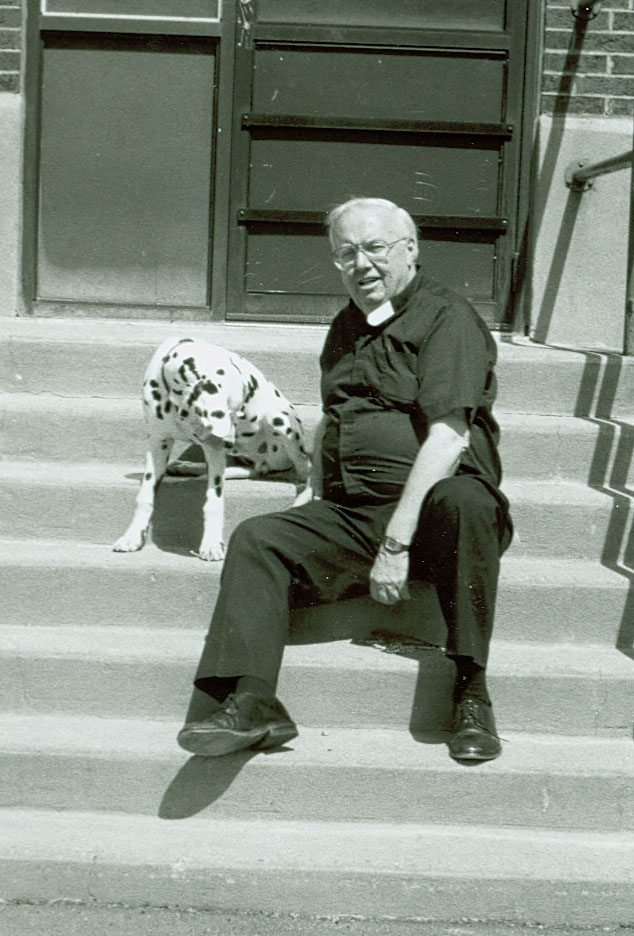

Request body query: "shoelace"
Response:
[212, 694, 241, 728]
[456, 698, 503, 741]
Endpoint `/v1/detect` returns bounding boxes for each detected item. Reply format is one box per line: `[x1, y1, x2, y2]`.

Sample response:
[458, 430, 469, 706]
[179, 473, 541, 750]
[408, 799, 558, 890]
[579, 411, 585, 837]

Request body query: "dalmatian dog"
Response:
[113, 337, 311, 561]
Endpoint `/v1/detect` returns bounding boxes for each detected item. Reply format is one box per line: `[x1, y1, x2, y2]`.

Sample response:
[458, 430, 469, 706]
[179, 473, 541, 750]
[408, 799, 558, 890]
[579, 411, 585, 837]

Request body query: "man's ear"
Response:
[406, 237, 419, 264]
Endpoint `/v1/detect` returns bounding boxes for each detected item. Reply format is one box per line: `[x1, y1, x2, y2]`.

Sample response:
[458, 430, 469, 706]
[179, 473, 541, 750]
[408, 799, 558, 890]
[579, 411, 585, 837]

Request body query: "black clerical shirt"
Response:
[319, 268, 503, 505]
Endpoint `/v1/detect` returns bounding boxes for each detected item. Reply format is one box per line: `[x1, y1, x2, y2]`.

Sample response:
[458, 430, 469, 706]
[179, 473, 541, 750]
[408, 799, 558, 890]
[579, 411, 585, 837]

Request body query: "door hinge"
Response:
[238, 0, 255, 49]
[511, 250, 522, 294]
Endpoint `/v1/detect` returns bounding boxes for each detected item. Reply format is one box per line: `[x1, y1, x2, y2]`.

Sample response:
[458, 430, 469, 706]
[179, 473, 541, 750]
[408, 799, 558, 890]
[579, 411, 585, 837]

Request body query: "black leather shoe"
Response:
[448, 696, 502, 762]
[177, 692, 298, 757]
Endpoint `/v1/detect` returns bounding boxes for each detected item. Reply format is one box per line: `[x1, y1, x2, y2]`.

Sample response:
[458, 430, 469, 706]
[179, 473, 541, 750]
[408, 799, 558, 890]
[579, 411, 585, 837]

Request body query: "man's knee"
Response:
[226, 512, 281, 557]
[424, 476, 496, 524]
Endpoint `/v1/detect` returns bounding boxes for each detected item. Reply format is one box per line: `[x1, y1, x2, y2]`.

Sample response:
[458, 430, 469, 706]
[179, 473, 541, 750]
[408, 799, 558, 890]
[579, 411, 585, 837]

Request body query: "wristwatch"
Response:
[381, 535, 409, 555]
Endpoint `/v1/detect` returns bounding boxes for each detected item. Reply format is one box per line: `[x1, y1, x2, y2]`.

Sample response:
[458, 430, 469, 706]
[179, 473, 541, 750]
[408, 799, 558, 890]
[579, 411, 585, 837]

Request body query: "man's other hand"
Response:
[370, 547, 411, 605]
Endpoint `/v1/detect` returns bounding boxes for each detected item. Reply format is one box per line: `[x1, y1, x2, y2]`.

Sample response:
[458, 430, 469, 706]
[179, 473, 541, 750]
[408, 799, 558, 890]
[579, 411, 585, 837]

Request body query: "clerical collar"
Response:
[366, 300, 396, 327]
[349, 266, 425, 327]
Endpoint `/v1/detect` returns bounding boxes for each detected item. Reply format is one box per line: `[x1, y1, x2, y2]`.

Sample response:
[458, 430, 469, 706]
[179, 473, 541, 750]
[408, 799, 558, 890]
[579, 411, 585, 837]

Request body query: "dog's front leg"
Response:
[113, 436, 174, 553]
[193, 438, 227, 561]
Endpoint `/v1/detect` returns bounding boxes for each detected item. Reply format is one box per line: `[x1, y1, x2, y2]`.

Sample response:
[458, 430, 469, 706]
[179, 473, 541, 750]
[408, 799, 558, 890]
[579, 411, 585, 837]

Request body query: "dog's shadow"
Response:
[126, 456, 300, 558]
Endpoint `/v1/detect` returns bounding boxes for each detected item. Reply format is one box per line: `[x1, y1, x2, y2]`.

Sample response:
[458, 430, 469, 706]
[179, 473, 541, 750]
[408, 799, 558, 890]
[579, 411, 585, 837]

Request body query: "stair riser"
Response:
[1, 751, 632, 833]
[3, 339, 634, 418]
[3, 404, 622, 485]
[0, 477, 617, 560]
[1, 654, 631, 736]
[2, 856, 631, 927]
[1, 562, 628, 646]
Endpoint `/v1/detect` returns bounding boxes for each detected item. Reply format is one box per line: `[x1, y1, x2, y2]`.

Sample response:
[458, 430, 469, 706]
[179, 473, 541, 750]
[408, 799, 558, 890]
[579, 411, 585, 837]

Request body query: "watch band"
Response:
[381, 535, 409, 554]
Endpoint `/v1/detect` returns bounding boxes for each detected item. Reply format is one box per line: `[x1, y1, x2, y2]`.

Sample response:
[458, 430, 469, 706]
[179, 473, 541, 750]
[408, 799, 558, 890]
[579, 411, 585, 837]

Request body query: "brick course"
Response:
[0, 1, 21, 92]
[543, 1, 634, 116]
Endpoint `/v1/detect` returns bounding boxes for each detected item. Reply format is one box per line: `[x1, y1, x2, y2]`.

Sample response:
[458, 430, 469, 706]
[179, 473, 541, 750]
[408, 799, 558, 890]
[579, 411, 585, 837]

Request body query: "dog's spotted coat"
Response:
[114, 337, 311, 561]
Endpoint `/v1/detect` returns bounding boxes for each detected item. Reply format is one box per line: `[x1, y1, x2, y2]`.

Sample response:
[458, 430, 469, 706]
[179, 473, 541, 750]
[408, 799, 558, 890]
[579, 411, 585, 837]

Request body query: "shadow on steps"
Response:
[162, 586, 456, 819]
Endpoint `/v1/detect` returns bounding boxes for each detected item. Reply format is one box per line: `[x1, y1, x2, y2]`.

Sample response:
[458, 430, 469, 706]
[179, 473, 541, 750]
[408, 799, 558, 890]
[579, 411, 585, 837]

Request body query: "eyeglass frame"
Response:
[331, 236, 413, 270]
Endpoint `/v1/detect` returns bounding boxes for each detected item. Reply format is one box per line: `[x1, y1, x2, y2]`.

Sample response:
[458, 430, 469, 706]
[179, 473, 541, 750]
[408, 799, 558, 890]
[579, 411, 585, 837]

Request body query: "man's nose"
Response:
[352, 247, 373, 271]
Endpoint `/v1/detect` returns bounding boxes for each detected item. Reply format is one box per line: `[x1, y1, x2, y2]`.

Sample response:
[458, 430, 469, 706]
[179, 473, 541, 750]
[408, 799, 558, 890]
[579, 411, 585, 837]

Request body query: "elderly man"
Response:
[178, 197, 512, 763]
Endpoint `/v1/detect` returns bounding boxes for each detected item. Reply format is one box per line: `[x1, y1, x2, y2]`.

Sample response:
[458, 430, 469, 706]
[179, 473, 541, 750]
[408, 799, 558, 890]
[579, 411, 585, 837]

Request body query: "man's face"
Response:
[330, 206, 418, 314]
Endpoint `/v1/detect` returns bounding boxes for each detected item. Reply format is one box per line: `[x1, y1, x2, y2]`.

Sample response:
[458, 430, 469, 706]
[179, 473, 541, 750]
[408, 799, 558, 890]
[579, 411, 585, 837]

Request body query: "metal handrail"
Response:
[565, 151, 633, 192]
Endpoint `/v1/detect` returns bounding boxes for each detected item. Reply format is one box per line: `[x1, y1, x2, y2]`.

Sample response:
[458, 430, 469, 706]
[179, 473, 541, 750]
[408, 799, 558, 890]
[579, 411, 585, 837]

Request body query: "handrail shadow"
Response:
[573, 351, 634, 669]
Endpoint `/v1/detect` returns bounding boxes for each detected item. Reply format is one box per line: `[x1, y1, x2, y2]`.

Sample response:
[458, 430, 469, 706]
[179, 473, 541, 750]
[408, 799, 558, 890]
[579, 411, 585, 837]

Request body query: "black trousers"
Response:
[194, 474, 512, 700]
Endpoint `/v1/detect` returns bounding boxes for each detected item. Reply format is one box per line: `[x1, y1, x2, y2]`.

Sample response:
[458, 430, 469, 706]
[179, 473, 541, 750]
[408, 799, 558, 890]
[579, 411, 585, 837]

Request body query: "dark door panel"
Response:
[239, 222, 498, 323]
[256, 0, 506, 32]
[248, 139, 501, 217]
[252, 47, 505, 123]
[36, 32, 216, 309]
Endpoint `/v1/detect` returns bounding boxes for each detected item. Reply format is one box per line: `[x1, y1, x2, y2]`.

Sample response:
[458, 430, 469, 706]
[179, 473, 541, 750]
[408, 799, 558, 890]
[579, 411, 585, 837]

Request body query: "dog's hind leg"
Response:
[113, 436, 174, 553]
[192, 438, 228, 561]
[281, 417, 312, 482]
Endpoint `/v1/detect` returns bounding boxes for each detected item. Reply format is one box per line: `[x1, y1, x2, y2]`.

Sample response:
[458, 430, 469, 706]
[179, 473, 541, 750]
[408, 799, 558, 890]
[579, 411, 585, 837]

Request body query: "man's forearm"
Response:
[385, 413, 469, 546]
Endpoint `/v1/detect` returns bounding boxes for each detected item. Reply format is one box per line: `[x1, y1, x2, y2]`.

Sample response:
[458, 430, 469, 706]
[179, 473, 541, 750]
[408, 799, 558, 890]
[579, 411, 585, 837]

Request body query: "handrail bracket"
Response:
[565, 160, 594, 193]
[570, 1, 602, 19]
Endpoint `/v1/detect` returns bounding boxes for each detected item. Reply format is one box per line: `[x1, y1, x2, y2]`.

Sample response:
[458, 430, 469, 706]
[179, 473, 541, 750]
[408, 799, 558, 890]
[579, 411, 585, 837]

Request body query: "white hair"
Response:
[325, 197, 418, 246]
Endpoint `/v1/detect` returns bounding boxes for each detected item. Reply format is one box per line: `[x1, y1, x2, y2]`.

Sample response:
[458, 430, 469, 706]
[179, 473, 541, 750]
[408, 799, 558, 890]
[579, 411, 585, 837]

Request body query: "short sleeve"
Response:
[415, 303, 492, 425]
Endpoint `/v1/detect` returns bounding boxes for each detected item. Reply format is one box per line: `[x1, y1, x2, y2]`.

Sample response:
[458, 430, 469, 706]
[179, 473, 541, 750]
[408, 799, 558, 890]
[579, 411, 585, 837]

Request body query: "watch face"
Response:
[383, 536, 408, 553]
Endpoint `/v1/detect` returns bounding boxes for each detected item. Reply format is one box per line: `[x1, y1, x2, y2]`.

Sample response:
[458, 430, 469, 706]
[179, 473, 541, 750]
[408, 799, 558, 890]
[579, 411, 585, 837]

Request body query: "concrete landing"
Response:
[2, 901, 633, 936]
[1, 809, 633, 925]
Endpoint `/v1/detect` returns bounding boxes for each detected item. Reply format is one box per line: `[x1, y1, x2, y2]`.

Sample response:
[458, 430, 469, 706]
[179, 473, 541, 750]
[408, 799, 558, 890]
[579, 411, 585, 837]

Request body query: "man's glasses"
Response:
[332, 237, 410, 270]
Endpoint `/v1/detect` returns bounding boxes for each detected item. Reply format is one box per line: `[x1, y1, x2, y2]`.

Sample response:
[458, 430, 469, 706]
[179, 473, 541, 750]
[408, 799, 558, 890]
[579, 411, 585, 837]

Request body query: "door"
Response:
[25, 0, 225, 320]
[226, 0, 529, 328]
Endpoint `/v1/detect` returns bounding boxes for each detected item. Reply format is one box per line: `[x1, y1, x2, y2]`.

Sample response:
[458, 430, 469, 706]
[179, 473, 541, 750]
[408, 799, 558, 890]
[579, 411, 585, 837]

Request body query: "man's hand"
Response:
[370, 546, 411, 605]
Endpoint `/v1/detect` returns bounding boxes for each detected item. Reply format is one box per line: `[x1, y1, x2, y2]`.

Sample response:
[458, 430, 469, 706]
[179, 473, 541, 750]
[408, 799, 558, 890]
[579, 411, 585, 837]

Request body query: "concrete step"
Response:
[1, 714, 633, 833]
[3, 394, 628, 485]
[4, 908, 629, 936]
[5, 907, 632, 936]
[0, 624, 631, 736]
[2, 319, 634, 417]
[0, 463, 623, 560]
[1, 808, 633, 925]
[1, 539, 629, 646]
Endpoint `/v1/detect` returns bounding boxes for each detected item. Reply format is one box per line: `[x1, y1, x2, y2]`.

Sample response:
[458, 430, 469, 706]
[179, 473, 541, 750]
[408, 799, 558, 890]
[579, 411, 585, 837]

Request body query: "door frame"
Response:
[20, 0, 546, 326]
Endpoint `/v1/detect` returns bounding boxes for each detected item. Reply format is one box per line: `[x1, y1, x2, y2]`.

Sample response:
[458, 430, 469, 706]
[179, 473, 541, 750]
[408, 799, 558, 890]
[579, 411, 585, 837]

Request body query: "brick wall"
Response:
[0, 0, 21, 92]
[543, 0, 634, 115]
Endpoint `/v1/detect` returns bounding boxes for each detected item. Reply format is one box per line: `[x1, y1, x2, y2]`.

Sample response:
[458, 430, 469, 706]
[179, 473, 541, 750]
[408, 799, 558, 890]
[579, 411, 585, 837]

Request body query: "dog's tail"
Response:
[166, 459, 256, 480]
[224, 466, 256, 480]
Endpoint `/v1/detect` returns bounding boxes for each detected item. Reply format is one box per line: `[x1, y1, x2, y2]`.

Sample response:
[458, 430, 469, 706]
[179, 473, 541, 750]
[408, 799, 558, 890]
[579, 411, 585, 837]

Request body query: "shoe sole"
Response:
[252, 723, 299, 751]
[448, 747, 502, 762]
[178, 722, 298, 757]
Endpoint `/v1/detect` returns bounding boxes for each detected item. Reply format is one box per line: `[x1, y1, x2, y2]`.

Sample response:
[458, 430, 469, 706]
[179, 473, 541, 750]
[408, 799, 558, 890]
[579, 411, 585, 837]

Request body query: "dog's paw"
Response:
[113, 530, 147, 553]
[192, 540, 226, 562]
